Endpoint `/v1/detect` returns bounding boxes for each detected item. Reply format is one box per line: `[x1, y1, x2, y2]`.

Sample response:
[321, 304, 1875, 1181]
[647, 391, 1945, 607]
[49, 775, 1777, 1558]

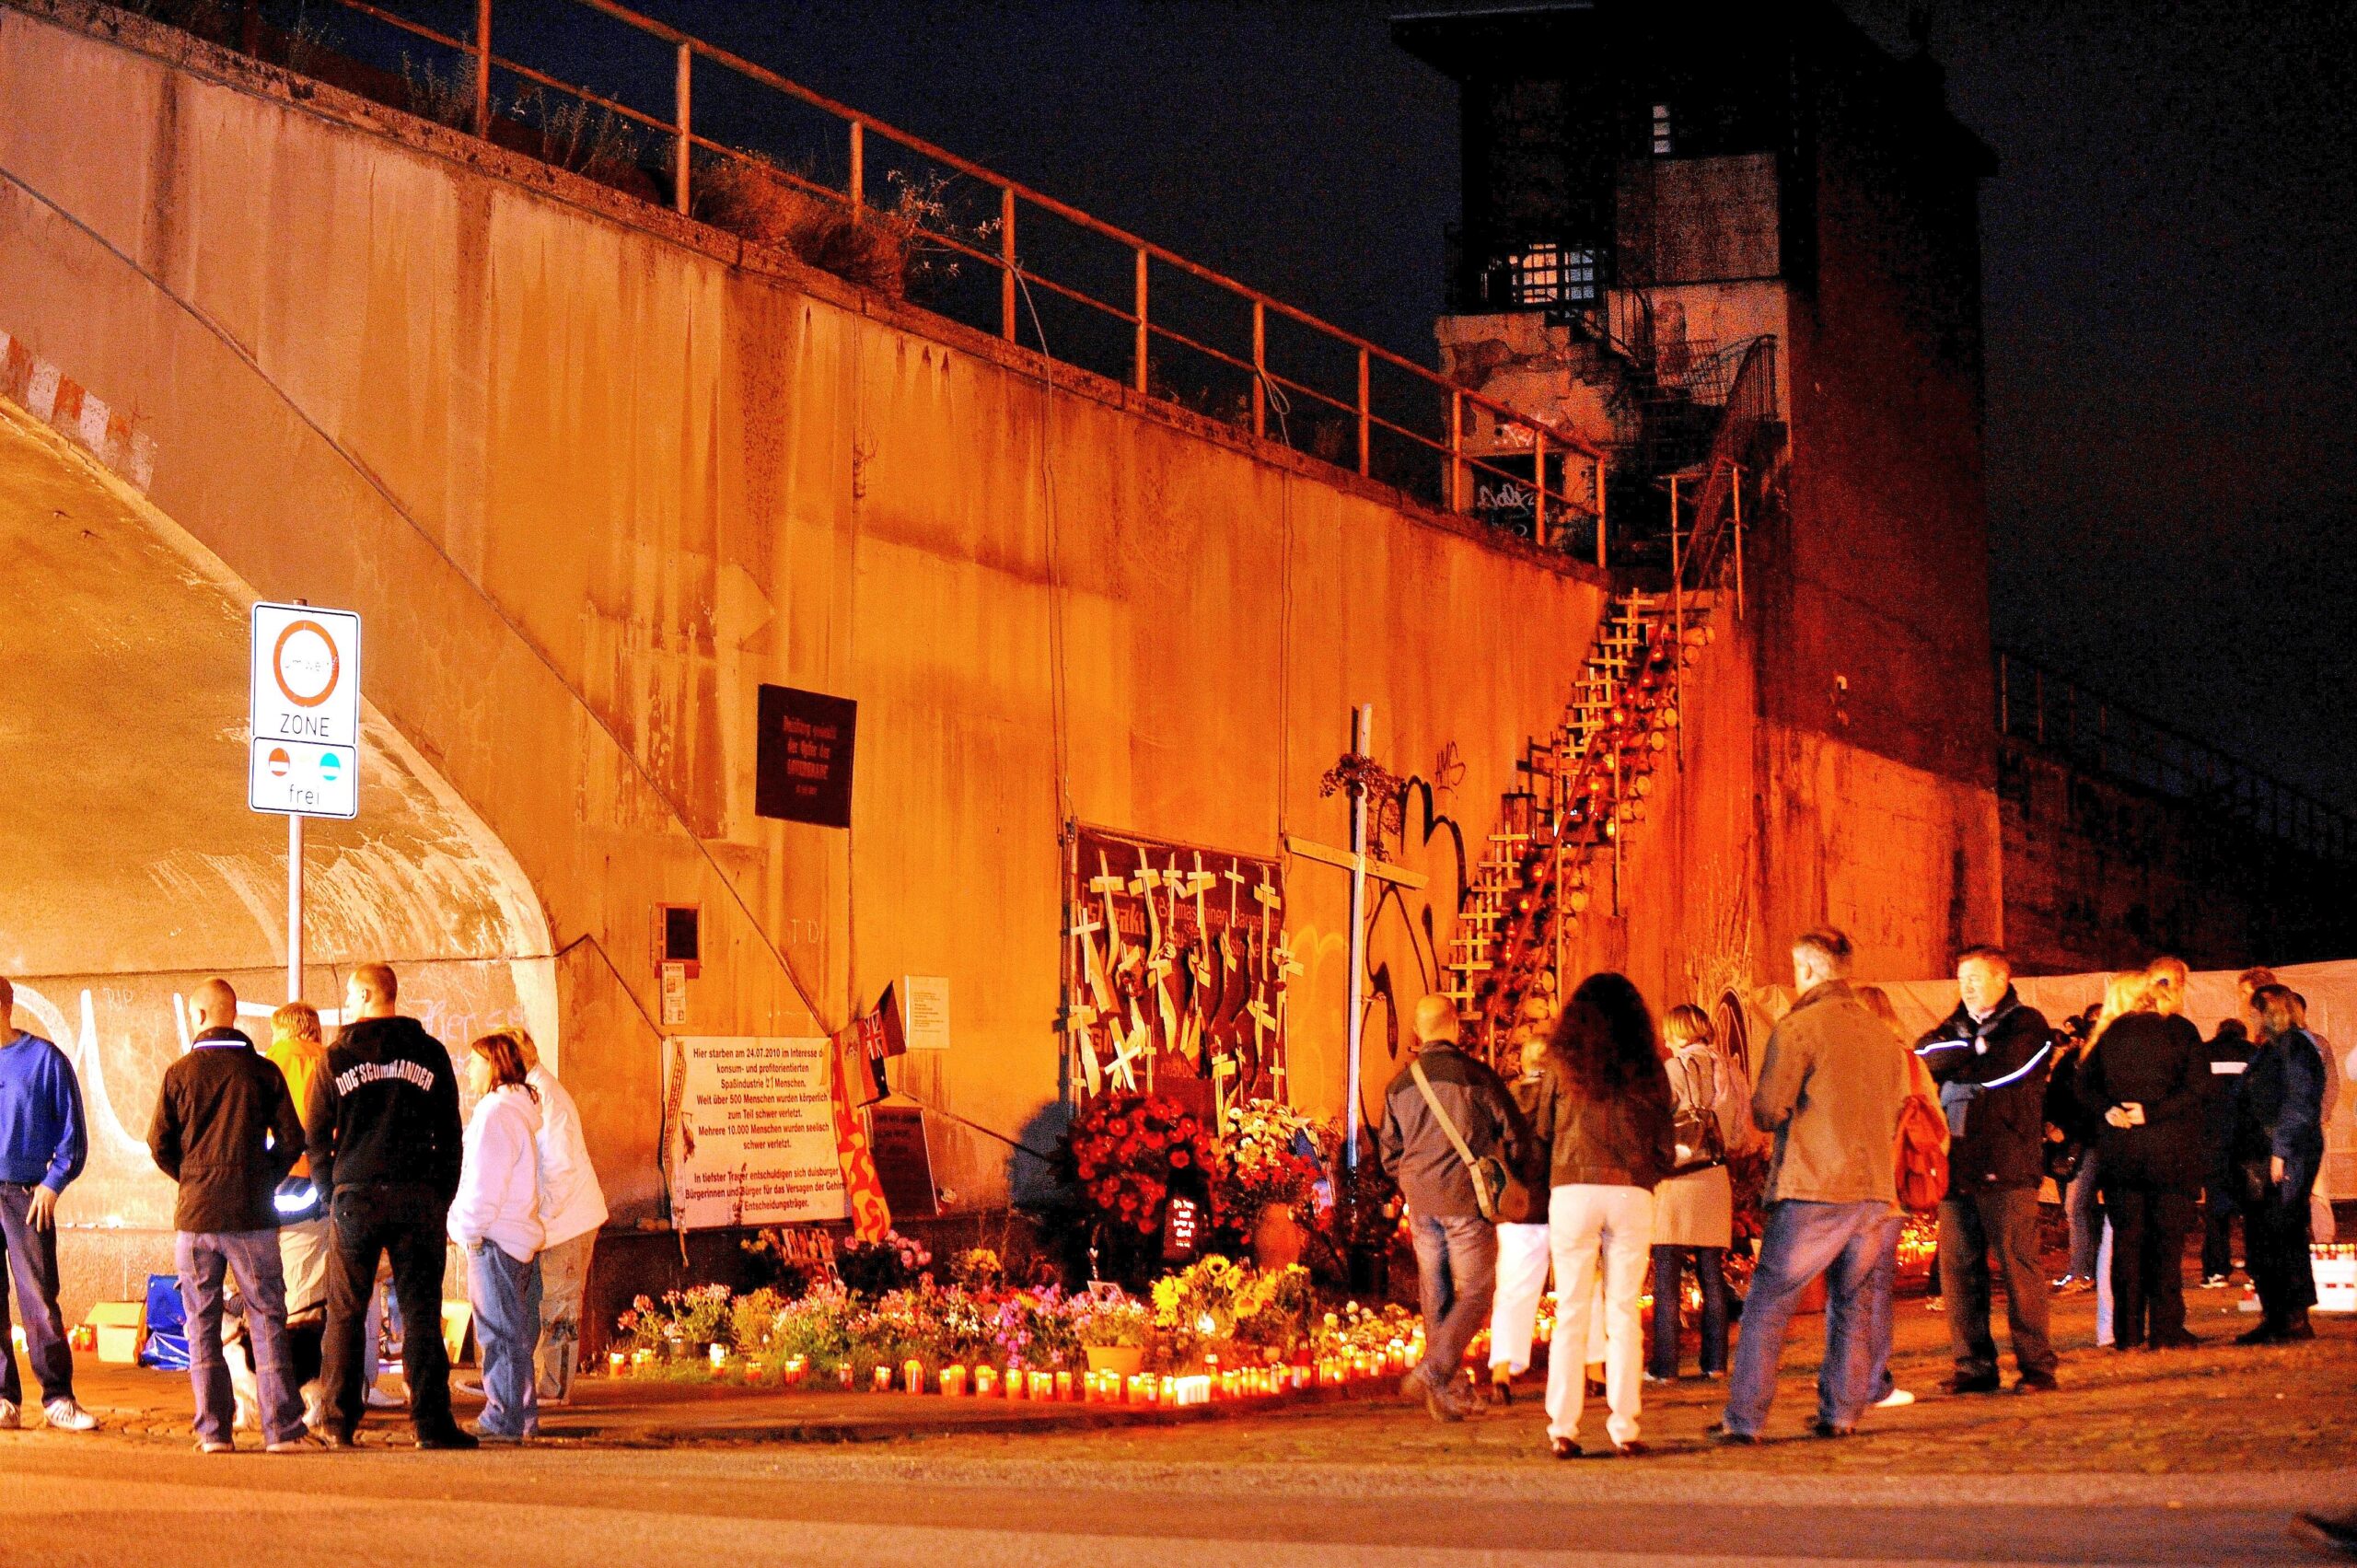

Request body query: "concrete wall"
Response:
[0, 2, 1615, 1227]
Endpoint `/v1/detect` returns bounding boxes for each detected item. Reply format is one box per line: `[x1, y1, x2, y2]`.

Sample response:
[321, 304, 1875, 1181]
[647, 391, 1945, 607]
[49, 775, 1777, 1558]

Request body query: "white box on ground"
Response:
[249, 601, 361, 819]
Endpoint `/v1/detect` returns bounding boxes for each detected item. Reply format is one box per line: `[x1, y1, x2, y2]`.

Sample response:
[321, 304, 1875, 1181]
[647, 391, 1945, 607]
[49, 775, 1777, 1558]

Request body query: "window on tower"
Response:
[1652, 101, 1673, 156]
[1505, 243, 1597, 308]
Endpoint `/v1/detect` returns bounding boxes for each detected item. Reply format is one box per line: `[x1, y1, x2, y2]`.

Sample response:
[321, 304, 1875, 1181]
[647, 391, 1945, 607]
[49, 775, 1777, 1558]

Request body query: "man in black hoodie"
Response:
[308, 962, 472, 1449]
[1915, 946, 2059, 1395]
[148, 977, 313, 1453]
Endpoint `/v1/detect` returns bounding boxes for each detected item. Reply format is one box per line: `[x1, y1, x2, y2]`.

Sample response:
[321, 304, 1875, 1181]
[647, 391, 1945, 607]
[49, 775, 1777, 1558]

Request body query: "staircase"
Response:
[1444, 336, 1782, 1062]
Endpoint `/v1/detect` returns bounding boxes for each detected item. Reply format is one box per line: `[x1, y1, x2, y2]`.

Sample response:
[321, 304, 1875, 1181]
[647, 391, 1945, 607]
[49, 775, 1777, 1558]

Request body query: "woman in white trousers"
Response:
[1524, 972, 1678, 1457]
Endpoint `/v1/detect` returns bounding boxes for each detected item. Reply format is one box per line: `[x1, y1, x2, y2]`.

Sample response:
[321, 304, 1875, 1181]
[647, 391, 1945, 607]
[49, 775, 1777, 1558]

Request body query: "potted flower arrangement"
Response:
[1215, 1100, 1328, 1270]
[1072, 1293, 1150, 1377]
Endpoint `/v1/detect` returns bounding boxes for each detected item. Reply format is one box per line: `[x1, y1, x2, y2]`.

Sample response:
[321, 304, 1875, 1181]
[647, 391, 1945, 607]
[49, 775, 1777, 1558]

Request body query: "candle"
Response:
[1005, 1365, 1025, 1399]
[608, 1351, 627, 1374]
[873, 1365, 893, 1392]
[1053, 1370, 1073, 1402]
[837, 1364, 853, 1389]
[941, 1365, 968, 1397]
[904, 1359, 924, 1393]
[974, 1366, 998, 1397]
[784, 1356, 807, 1386]
[709, 1342, 728, 1369]
[1028, 1371, 1052, 1400]
[742, 1360, 763, 1385]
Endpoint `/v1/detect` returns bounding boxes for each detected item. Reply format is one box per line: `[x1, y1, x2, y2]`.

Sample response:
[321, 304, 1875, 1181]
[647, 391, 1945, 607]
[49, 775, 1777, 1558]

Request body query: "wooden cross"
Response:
[1281, 833, 1428, 894]
[1104, 1020, 1149, 1092]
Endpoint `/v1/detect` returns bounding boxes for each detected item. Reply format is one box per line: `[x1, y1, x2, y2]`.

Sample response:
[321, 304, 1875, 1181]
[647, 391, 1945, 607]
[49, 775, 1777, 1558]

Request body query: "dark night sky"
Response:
[538, 0, 2355, 807]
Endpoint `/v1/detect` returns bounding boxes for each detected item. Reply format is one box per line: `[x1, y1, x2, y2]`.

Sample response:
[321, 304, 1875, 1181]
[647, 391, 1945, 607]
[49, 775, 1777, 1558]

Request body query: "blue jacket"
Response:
[2235, 1028, 2327, 1171]
[0, 1032, 88, 1191]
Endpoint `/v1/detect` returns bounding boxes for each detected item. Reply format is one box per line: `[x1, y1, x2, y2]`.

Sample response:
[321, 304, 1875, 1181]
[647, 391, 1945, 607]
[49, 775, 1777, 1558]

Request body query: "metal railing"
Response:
[1996, 651, 2355, 865]
[177, 0, 1610, 554]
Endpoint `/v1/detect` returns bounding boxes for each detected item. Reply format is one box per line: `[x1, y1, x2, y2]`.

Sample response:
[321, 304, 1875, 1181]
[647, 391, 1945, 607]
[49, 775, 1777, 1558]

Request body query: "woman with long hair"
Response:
[1528, 973, 1677, 1458]
[2234, 985, 2328, 1343]
[448, 1028, 547, 1441]
[2076, 969, 2205, 1351]
[1646, 1004, 1735, 1381]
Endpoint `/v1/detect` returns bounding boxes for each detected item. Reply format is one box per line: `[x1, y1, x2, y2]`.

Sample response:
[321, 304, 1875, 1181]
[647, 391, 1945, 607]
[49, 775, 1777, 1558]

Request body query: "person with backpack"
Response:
[1913, 945, 2060, 1395]
[1646, 1004, 1736, 1381]
[1527, 973, 1676, 1458]
[1714, 929, 1916, 1444]
[1376, 993, 1525, 1423]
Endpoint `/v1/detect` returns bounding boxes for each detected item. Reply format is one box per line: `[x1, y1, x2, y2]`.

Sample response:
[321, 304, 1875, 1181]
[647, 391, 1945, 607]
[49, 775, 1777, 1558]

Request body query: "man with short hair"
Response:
[1716, 928, 1912, 1443]
[147, 977, 317, 1453]
[0, 976, 98, 1433]
[309, 963, 473, 1449]
[1915, 945, 2059, 1395]
[1378, 993, 1521, 1423]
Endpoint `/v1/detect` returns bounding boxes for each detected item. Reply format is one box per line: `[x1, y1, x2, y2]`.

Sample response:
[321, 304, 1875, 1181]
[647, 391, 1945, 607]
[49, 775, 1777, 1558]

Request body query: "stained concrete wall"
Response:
[0, 2, 1616, 1223]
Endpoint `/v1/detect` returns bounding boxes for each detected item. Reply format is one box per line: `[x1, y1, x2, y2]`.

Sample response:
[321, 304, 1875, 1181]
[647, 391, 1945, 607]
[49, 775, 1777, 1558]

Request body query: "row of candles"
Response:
[606, 1337, 1427, 1402]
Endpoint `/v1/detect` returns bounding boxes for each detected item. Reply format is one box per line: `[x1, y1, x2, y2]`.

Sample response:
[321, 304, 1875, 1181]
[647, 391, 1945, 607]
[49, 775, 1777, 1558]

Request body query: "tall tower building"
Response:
[1398, 1, 2007, 972]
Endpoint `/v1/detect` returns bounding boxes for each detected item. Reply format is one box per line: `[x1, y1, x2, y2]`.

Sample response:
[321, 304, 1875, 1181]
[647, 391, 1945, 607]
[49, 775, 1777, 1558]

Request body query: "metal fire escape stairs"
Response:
[1443, 339, 1782, 1063]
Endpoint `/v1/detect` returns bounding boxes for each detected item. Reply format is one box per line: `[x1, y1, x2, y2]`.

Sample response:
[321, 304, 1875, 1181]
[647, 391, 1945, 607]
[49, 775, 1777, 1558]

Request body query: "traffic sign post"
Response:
[249, 602, 362, 1002]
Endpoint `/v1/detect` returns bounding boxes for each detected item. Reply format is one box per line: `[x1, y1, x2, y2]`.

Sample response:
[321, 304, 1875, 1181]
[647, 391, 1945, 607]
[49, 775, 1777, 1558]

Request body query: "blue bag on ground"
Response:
[138, 1272, 189, 1371]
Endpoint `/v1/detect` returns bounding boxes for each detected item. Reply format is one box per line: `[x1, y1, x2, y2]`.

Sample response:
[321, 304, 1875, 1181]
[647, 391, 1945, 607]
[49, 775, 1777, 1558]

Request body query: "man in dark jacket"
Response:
[148, 977, 314, 1453]
[1914, 945, 2058, 1395]
[2199, 1018, 2257, 1285]
[308, 962, 472, 1449]
[1377, 993, 1522, 1422]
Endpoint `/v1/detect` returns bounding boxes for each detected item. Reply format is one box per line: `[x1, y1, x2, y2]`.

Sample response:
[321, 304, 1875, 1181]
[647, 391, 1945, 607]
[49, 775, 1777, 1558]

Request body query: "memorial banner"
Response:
[663, 1036, 851, 1230]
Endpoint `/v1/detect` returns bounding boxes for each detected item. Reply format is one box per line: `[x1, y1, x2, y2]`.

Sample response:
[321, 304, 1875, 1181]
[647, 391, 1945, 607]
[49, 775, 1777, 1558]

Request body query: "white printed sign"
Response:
[663, 1036, 848, 1229]
[249, 602, 361, 819]
[901, 974, 950, 1051]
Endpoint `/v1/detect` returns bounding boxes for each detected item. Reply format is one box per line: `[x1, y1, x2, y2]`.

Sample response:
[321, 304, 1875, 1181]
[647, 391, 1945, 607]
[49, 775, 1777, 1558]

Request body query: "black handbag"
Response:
[2233, 1154, 2275, 1210]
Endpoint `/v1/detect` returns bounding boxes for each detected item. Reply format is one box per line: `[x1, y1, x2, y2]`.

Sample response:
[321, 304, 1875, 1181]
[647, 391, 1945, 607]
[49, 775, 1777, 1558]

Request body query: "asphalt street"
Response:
[4, 1439, 2348, 1567]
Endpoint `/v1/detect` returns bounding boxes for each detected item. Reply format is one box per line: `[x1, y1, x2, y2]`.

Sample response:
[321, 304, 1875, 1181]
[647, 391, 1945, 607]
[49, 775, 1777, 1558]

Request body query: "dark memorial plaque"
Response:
[865, 1105, 938, 1220]
[755, 684, 857, 828]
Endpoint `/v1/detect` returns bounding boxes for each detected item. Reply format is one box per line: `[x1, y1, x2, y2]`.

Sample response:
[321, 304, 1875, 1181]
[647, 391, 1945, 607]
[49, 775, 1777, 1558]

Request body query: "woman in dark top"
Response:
[2234, 985, 2329, 1344]
[2075, 974, 2206, 1350]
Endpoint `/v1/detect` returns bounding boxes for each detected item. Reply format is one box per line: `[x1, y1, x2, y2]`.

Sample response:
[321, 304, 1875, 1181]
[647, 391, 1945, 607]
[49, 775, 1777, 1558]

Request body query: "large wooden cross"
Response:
[1283, 703, 1425, 1166]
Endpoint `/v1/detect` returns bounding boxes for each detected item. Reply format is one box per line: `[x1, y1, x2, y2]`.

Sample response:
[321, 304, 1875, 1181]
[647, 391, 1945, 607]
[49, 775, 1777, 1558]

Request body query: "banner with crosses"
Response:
[1063, 826, 1298, 1117]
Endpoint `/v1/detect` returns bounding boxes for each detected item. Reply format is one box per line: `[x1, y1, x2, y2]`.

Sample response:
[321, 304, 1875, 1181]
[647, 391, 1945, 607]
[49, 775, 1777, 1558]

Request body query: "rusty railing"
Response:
[201, 0, 1610, 555]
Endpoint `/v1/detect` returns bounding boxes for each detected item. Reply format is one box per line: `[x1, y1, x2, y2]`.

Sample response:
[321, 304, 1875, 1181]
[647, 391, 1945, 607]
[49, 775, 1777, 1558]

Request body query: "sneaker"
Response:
[414, 1427, 480, 1451]
[197, 1438, 235, 1454]
[2201, 1274, 2232, 1290]
[1808, 1420, 1854, 1439]
[1938, 1375, 2001, 1397]
[471, 1428, 528, 1446]
[2052, 1274, 2096, 1295]
[363, 1387, 405, 1410]
[42, 1399, 98, 1433]
[266, 1433, 332, 1454]
[2290, 1510, 2357, 1556]
[1873, 1388, 1916, 1409]
[1704, 1423, 1758, 1446]
[0, 1400, 17, 1430]
[453, 1377, 486, 1399]
[1405, 1369, 1464, 1425]
[2014, 1372, 2059, 1394]
[1922, 1297, 1945, 1312]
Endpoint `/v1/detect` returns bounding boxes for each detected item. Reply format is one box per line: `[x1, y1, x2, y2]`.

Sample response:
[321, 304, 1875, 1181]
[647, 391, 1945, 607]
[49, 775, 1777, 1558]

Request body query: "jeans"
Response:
[1546, 1183, 1653, 1446]
[2247, 1158, 2319, 1327]
[1721, 1199, 1889, 1437]
[0, 1183, 75, 1407]
[2103, 1182, 2195, 1348]
[321, 1184, 456, 1440]
[1406, 1212, 1497, 1393]
[467, 1242, 542, 1437]
[178, 1229, 304, 1446]
[1648, 1245, 1729, 1378]
[1486, 1222, 1551, 1375]
[2065, 1154, 2103, 1277]
[535, 1230, 597, 1401]
[1862, 1215, 1902, 1402]
[1937, 1186, 2057, 1381]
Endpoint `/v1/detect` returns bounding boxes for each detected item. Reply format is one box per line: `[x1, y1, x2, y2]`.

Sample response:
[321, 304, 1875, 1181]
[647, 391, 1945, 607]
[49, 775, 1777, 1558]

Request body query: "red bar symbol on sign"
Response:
[267, 747, 291, 778]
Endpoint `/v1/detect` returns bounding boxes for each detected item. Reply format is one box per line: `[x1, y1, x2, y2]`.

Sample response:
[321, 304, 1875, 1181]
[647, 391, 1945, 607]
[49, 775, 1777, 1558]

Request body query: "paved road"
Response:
[4, 1437, 2346, 1567]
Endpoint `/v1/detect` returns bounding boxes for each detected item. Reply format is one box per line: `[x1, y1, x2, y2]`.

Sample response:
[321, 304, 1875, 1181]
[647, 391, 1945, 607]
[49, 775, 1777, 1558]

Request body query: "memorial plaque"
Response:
[754, 684, 857, 828]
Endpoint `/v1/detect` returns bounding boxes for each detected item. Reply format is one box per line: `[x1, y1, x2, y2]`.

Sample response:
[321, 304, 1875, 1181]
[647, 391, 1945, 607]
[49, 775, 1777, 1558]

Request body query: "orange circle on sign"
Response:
[273, 619, 340, 709]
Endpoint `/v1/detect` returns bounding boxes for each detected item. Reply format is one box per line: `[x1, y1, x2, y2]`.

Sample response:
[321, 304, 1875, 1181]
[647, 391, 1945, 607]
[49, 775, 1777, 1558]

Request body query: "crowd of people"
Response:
[0, 964, 605, 1450]
[1376, 933, 2338, 1457]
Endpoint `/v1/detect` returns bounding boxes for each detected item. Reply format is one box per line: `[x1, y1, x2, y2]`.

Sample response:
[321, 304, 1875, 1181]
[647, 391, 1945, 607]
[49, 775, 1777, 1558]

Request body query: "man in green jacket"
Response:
[1715, 928, 1912, 1443]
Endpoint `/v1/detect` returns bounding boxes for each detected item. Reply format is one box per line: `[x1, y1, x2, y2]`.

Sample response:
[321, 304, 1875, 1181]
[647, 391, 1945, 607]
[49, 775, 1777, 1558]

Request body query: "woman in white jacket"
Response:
[449, 1029, 545, 1442]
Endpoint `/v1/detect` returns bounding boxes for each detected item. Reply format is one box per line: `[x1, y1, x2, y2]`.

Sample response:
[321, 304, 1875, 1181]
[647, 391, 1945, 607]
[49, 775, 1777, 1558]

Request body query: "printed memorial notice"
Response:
[664, 1037, 850, 1228]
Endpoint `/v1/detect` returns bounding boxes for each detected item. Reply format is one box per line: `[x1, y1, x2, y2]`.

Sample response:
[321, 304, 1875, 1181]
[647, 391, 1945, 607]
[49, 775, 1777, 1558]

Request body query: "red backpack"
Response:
[1894, 1092, 1950, 1212]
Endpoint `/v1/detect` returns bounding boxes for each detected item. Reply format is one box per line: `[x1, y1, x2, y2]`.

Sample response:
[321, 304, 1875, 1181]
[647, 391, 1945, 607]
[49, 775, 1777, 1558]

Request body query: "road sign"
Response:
[249, 602, 360, 819]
